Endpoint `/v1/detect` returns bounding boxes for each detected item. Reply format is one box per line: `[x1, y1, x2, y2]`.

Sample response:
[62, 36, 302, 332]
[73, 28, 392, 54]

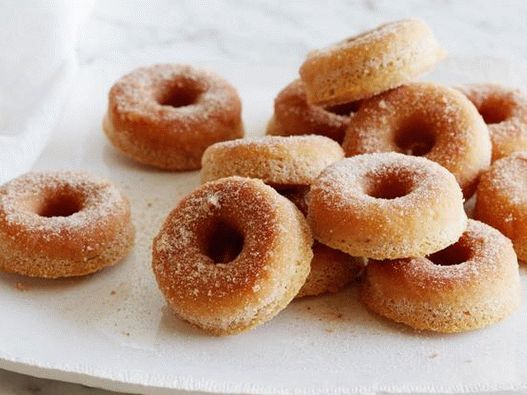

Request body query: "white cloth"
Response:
[0, 0, 93, 183]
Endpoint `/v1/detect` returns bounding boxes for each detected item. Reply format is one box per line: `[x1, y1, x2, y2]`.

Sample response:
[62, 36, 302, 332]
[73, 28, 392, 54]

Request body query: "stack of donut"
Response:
[151, 18, 526, 335]
[1, 18, 526, 338]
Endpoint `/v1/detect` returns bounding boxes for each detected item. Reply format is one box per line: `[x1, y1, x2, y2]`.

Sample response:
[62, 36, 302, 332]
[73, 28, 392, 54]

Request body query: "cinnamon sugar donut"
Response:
[299, 19, 445, 106]
[152, 176, 313, 335]
[0, 171, 134, 278]
[266, 80, 359, 143]
[475, 152, 527, 261]
[296, 242, 364, 298]
[342, 82, 491, 198]
[308, 153, 467, 260]
[457, 84, 527, 161]
[361, 220, 521, 333]
[201, 136, 344, 187]
[104, 64, 243, 170]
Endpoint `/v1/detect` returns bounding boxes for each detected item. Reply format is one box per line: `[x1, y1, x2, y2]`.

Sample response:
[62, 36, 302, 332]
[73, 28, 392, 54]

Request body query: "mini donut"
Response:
[266, 79, 359, 143]
[296, 242, 364, 298]
[475, 152, 527, 262]
[342, 82, 491, 198]
[307, 152, 467, 260]
[0, 171, 134, 278]
[299, 19, 445, 106]
[152, 176, 313, 335]
[361, 220, 521, 333]
[201, 136, 344, 187]
[103, 64, 243, 171]
[457, 84, 527, 161]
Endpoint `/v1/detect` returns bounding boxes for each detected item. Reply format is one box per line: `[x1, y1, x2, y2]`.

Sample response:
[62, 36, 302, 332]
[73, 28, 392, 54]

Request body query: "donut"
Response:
[296, 242, 364, 298]
[266, 79, 359, 143]
[307, 152, 467, 260]
[342, 82, 491, 198]
[0, 171, 134, 278]
[201, 136, 344, 187]
[475, 152, 527, 262]
[152, 176, 313, 335]
[103, 64, 243, 171]
[361, 220, 521, 333]
[457, 84, 527, 161]
[299, 19, 445, 106]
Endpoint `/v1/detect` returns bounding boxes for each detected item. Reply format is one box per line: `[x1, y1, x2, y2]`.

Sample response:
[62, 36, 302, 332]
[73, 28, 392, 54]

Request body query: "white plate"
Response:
[1, 55, 527, 395]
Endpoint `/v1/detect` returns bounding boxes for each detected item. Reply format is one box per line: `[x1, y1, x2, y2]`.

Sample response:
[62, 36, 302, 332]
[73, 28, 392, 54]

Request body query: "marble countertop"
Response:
[2, 0, 527, 393]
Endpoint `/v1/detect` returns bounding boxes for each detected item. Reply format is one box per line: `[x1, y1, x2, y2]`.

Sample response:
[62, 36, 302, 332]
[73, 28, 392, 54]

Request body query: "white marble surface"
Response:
[2, 0, 527, 393]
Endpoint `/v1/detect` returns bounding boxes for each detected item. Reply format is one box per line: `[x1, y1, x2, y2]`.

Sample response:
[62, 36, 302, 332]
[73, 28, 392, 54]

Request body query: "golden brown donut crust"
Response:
[361, 220, 521, 333]
[475, 151, 527, 261]
[299, 19, 445, 106]
[266, 80, 358, 143]
[342, 82, 491, 198]
[152, 176, 313, 335]
[307, 152, 467, 260]
[457, 84, 527, 162]
[0, 171, 134, 278]
[201, 135, 344, 187]
[104, 64, 243, 171]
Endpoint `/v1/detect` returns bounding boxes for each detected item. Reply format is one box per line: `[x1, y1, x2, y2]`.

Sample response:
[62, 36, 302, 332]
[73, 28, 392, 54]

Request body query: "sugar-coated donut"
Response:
[457, 84, 527, 161]
[0, 171, 134, 278]
[152, 176, 313, 335]
[361, 220, 521, 333]
[308, 153, 467, 260]
[104, 64, 243, 171]
[266, 80, 359, 143]
[476, 152, 527, 262]
[342, 82, 491, 198]
[296, 242, 364, 298]
[201, 136, 344, 187]
[299, 19, 445, 106]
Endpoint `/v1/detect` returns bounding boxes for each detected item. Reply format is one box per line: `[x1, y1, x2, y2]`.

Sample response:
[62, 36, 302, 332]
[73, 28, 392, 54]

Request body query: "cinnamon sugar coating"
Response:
[104, 64, 243, 170]
[343, 82, 491, 198]
[201, 135, 344, 187]
[299, 19, 445, 106]
[307, 153, 466, 260]
[361, 220, 521, 332]
[0, 171, 134, 278]
[267, 79, 358, 143]
[152, 177, 313, 335]
[476, 152, 527, 261]
[457, 84, 527, 162]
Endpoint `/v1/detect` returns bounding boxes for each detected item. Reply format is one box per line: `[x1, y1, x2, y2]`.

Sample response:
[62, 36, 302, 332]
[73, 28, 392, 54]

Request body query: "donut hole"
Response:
[159, 85, 201, 108]
[478, 97, 513, 124]
[201, 219, 244, 264]
[395, 118, 436, 156]
[427, 242, 471, 266]
[364, 172, 413, 200]
[326, 101, 361, 116]
[37, 192, 84, 218]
